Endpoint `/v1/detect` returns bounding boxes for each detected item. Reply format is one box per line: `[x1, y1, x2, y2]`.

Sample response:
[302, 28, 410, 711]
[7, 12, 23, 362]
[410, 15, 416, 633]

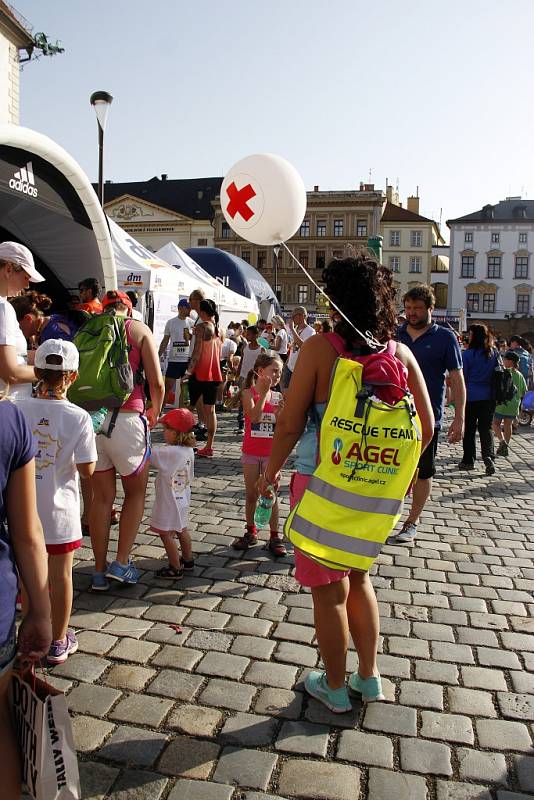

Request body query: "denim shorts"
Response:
[0, 623, 17, 678]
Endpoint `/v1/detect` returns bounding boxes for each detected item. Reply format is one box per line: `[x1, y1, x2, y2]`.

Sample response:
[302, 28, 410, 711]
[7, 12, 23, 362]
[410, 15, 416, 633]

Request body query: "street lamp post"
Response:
[90, 90, 113, 207]
[273, 245, 281, 303]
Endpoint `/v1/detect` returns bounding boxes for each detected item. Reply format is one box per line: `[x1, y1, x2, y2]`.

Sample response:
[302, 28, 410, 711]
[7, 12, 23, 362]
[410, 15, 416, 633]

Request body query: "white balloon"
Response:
[220, 153, 307, 246]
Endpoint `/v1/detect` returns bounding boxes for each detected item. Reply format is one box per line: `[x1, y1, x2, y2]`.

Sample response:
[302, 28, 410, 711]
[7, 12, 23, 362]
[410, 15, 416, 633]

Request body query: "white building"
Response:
[447, 198, 534, 334]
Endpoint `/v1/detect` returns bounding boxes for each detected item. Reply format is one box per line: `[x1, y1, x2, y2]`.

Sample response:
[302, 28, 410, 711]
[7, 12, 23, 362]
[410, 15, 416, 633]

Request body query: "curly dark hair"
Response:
[11, 290, 52, 320]
[322, 253, 397, 350]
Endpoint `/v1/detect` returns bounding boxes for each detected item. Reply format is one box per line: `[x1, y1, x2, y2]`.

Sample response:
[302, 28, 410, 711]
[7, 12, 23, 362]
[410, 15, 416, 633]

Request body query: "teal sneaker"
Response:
[304, 670, 352, 714]
[348, 672, 385, 702]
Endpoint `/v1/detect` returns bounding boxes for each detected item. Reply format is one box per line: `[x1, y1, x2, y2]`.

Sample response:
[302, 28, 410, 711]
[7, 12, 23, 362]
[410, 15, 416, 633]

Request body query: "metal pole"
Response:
[273, 245, 281, 302]
[97, 123, 104, 207]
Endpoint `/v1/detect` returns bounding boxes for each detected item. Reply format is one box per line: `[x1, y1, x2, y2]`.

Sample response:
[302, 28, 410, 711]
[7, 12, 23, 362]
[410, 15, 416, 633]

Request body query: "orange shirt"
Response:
[77, 298, 103, 314]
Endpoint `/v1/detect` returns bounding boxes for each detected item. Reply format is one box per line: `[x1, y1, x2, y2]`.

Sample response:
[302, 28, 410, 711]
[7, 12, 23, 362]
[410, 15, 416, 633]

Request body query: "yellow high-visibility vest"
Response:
[285, 356, 422, 572]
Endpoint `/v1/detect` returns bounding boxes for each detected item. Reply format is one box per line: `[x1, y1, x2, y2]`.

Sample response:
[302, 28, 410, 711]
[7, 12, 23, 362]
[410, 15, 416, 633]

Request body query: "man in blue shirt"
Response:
[393, 285, 466, 543]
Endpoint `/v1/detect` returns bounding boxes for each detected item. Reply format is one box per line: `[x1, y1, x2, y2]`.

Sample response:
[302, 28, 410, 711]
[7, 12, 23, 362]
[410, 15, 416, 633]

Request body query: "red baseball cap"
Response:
[159, 408, 195, 433]
[102, 290, 133, 311]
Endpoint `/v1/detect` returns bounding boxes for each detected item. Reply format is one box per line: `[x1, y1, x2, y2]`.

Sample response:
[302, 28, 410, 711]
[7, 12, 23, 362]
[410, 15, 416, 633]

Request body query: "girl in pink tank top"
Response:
[232, 353, 287, 557]
[121, 318, 146, 413]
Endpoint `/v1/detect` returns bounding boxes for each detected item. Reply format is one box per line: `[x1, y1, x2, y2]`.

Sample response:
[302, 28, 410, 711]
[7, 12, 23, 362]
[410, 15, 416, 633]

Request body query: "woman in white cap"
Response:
[0, 241, 45, 401]
[271, 315, 288, 363]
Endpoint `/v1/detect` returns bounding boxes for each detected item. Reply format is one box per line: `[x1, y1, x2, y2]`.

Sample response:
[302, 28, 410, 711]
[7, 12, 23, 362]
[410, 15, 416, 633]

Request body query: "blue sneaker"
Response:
[106, 560, 140, 585]
[348, 672, 385, 702]
[395, 521, 417, 545]
[304, 670, 352, 714]
[91, 571, 109, 591]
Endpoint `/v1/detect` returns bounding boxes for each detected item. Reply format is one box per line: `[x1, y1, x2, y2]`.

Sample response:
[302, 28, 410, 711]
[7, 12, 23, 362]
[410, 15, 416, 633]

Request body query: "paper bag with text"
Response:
[10, 669, 80, 800]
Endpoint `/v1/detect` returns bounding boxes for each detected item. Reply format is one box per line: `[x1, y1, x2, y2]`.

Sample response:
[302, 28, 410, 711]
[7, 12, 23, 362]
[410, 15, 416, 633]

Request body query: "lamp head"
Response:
[90, 90, 113, 131]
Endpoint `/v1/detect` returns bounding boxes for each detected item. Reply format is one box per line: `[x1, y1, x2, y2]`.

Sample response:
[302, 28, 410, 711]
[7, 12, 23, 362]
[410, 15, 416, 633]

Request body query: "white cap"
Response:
[0, 241, 45, 282]
[34, 339, 79, 371]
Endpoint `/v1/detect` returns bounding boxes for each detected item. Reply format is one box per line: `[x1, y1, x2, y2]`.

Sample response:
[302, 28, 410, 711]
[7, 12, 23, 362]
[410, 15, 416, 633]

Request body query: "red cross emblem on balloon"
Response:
[226, 181, 256, 222]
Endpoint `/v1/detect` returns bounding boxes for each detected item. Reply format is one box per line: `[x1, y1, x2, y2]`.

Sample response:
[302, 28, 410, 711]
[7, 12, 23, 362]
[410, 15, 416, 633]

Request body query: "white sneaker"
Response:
[395, 522, 417, 544]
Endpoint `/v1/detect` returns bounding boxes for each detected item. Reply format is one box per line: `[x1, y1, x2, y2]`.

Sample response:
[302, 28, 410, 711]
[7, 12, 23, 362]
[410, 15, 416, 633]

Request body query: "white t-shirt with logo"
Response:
[16, 397, 97, 545]
[149, 445, 194, 532]
[0, 297, 32, 402]
[287, 324, 315, 372]
[163, 316, 193, 363]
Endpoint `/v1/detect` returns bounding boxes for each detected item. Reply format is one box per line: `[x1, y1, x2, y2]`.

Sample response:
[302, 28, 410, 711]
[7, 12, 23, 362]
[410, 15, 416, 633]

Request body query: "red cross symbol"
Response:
[226, 181, 256, 221]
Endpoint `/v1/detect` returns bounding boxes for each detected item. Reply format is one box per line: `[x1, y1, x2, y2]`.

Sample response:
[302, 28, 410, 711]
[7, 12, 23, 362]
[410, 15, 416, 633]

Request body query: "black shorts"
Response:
[280, 364, 293, 390]
[418, 429, 439, 480]
[166, 361, 188, 380]
[188, 374, 221, 406]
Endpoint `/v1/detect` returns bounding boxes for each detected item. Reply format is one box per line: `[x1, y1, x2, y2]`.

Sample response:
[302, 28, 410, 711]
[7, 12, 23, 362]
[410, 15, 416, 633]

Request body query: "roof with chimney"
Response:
[381, 201, 434, 224]
[99, 176, 223, 221]
[447, 198, 534, 226]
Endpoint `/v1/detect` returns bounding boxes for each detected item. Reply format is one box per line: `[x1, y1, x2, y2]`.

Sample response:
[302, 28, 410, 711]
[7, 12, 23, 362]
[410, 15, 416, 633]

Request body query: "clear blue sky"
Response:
[13, 0, 534, 235]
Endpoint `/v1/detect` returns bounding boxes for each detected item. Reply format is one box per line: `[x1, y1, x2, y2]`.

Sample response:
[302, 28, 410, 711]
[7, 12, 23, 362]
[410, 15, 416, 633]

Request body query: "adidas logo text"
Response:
[9, 161, 38, 197]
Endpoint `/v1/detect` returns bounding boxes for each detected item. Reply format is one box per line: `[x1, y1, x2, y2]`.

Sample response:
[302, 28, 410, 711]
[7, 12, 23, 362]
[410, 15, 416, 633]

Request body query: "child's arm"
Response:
[242, 378, 271, 423]
[77, 461, 95, 479]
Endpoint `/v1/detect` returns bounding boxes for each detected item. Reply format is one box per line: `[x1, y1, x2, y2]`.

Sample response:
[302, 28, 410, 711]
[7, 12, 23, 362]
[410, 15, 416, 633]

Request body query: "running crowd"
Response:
[0, 241, 533, 791]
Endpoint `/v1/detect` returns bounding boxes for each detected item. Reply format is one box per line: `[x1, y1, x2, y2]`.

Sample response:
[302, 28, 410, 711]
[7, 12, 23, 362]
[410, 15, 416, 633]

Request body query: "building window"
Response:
[221, 222, 231, 239]
[515, 256, 529, 279]
[482, 293, 495, 313]
[356, 219, 367, 237]
[390, 230, 401, 246]
[299, 251, 309, 269]
[461, 255, 475, 278]
[197, 238, 208, 246]
[517, 294, 530, 314]
[410, 231, 422, 247]
[333, 219, 343, 237]
[491, 232, 500, 245]
[298, 285, 308, 304]
[332, 250, 343, 259]
[275, 284, 282, 300]
[487, 256, 501, 279]
[466, 293, 479, 312]
[316, 250, 326, 270]
[464, 232, 473, 244]
[389, 256, 400, 273]
[317, 220, 327, 237]
[409, 257, 422, 273]
[257, 250, 266, 269]
[241, 250, 251, 264]
[300, 220, 310, 237]
[519, 232, 528, 245]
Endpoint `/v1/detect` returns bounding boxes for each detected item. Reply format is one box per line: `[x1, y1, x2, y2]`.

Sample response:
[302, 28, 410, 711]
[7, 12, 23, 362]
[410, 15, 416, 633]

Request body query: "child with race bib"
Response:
[18, 339, 97, 665]
[232, 353, 287, 556]
[149, 408, 195, 578]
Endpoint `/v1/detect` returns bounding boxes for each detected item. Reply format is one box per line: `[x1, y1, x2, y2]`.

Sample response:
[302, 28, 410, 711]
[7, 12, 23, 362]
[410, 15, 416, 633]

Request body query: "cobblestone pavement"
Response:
[51, 411, 534, 799]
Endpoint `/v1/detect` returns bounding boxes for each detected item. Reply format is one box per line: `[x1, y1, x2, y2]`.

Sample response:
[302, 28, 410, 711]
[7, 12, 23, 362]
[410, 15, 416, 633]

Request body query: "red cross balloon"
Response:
[221, 154, 307, 247]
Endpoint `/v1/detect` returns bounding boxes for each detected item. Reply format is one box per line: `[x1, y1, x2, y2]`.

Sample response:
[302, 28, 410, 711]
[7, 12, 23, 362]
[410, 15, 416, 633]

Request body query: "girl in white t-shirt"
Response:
[149, 408, 195, 578]
[17, 339, 97, 665]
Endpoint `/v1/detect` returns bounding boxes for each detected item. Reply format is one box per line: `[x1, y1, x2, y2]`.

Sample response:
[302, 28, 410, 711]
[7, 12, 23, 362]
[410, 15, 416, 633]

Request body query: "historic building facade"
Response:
[212, 183, 386, 312]
[447, 198, 534, 336]
[380, 187, 448, 308]
[0, 2, 34, 125]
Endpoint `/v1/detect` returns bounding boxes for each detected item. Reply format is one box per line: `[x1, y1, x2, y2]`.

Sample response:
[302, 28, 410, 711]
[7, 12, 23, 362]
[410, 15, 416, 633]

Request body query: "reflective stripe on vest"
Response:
[307, 475, 402, 516]
[290, 512, 382, 558]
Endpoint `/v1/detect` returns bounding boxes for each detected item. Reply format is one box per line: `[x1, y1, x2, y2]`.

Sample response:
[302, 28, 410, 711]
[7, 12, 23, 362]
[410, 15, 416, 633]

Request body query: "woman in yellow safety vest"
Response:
[257, 253, 434, 711]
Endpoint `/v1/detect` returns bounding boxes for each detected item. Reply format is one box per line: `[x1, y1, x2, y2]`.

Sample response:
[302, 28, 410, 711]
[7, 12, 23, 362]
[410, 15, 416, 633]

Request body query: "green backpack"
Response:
[68, 312, 134, 411]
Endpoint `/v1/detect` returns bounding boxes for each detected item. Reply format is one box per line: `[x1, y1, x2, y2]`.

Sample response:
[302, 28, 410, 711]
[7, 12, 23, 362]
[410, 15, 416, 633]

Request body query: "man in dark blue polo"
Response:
[393, 285, 466, 544]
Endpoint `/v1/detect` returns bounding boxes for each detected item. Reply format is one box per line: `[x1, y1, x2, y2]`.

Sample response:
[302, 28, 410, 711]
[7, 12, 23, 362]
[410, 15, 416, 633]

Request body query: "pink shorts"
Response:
[241, 452, 269, 470]
[290, 472, 351, 588]
[46, 539, 82, 555]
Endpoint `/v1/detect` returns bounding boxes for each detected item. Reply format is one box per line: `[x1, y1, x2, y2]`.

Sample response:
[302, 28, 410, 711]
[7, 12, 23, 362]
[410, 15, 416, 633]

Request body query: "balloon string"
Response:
[281, 243, 385, 351]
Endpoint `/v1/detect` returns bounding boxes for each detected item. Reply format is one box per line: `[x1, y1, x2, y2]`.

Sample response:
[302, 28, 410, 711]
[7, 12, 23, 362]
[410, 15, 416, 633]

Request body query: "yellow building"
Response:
[380, 189, 448, 308]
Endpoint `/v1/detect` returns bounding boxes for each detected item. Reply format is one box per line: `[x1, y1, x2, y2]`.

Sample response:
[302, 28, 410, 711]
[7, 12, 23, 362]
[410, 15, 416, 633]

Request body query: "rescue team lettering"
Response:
[329, 417, 414, 439]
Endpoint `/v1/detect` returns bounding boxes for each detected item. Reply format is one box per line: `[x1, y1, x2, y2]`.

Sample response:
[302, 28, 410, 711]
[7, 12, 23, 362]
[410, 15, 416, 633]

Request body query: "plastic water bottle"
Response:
[90, 407, 108, 433]
[181, 380, 190, 405]
[254, 491, 275, 528]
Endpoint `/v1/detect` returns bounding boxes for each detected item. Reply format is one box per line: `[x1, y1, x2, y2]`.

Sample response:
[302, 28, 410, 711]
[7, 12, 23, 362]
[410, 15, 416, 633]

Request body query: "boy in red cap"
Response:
[149, 408, 196, 578]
